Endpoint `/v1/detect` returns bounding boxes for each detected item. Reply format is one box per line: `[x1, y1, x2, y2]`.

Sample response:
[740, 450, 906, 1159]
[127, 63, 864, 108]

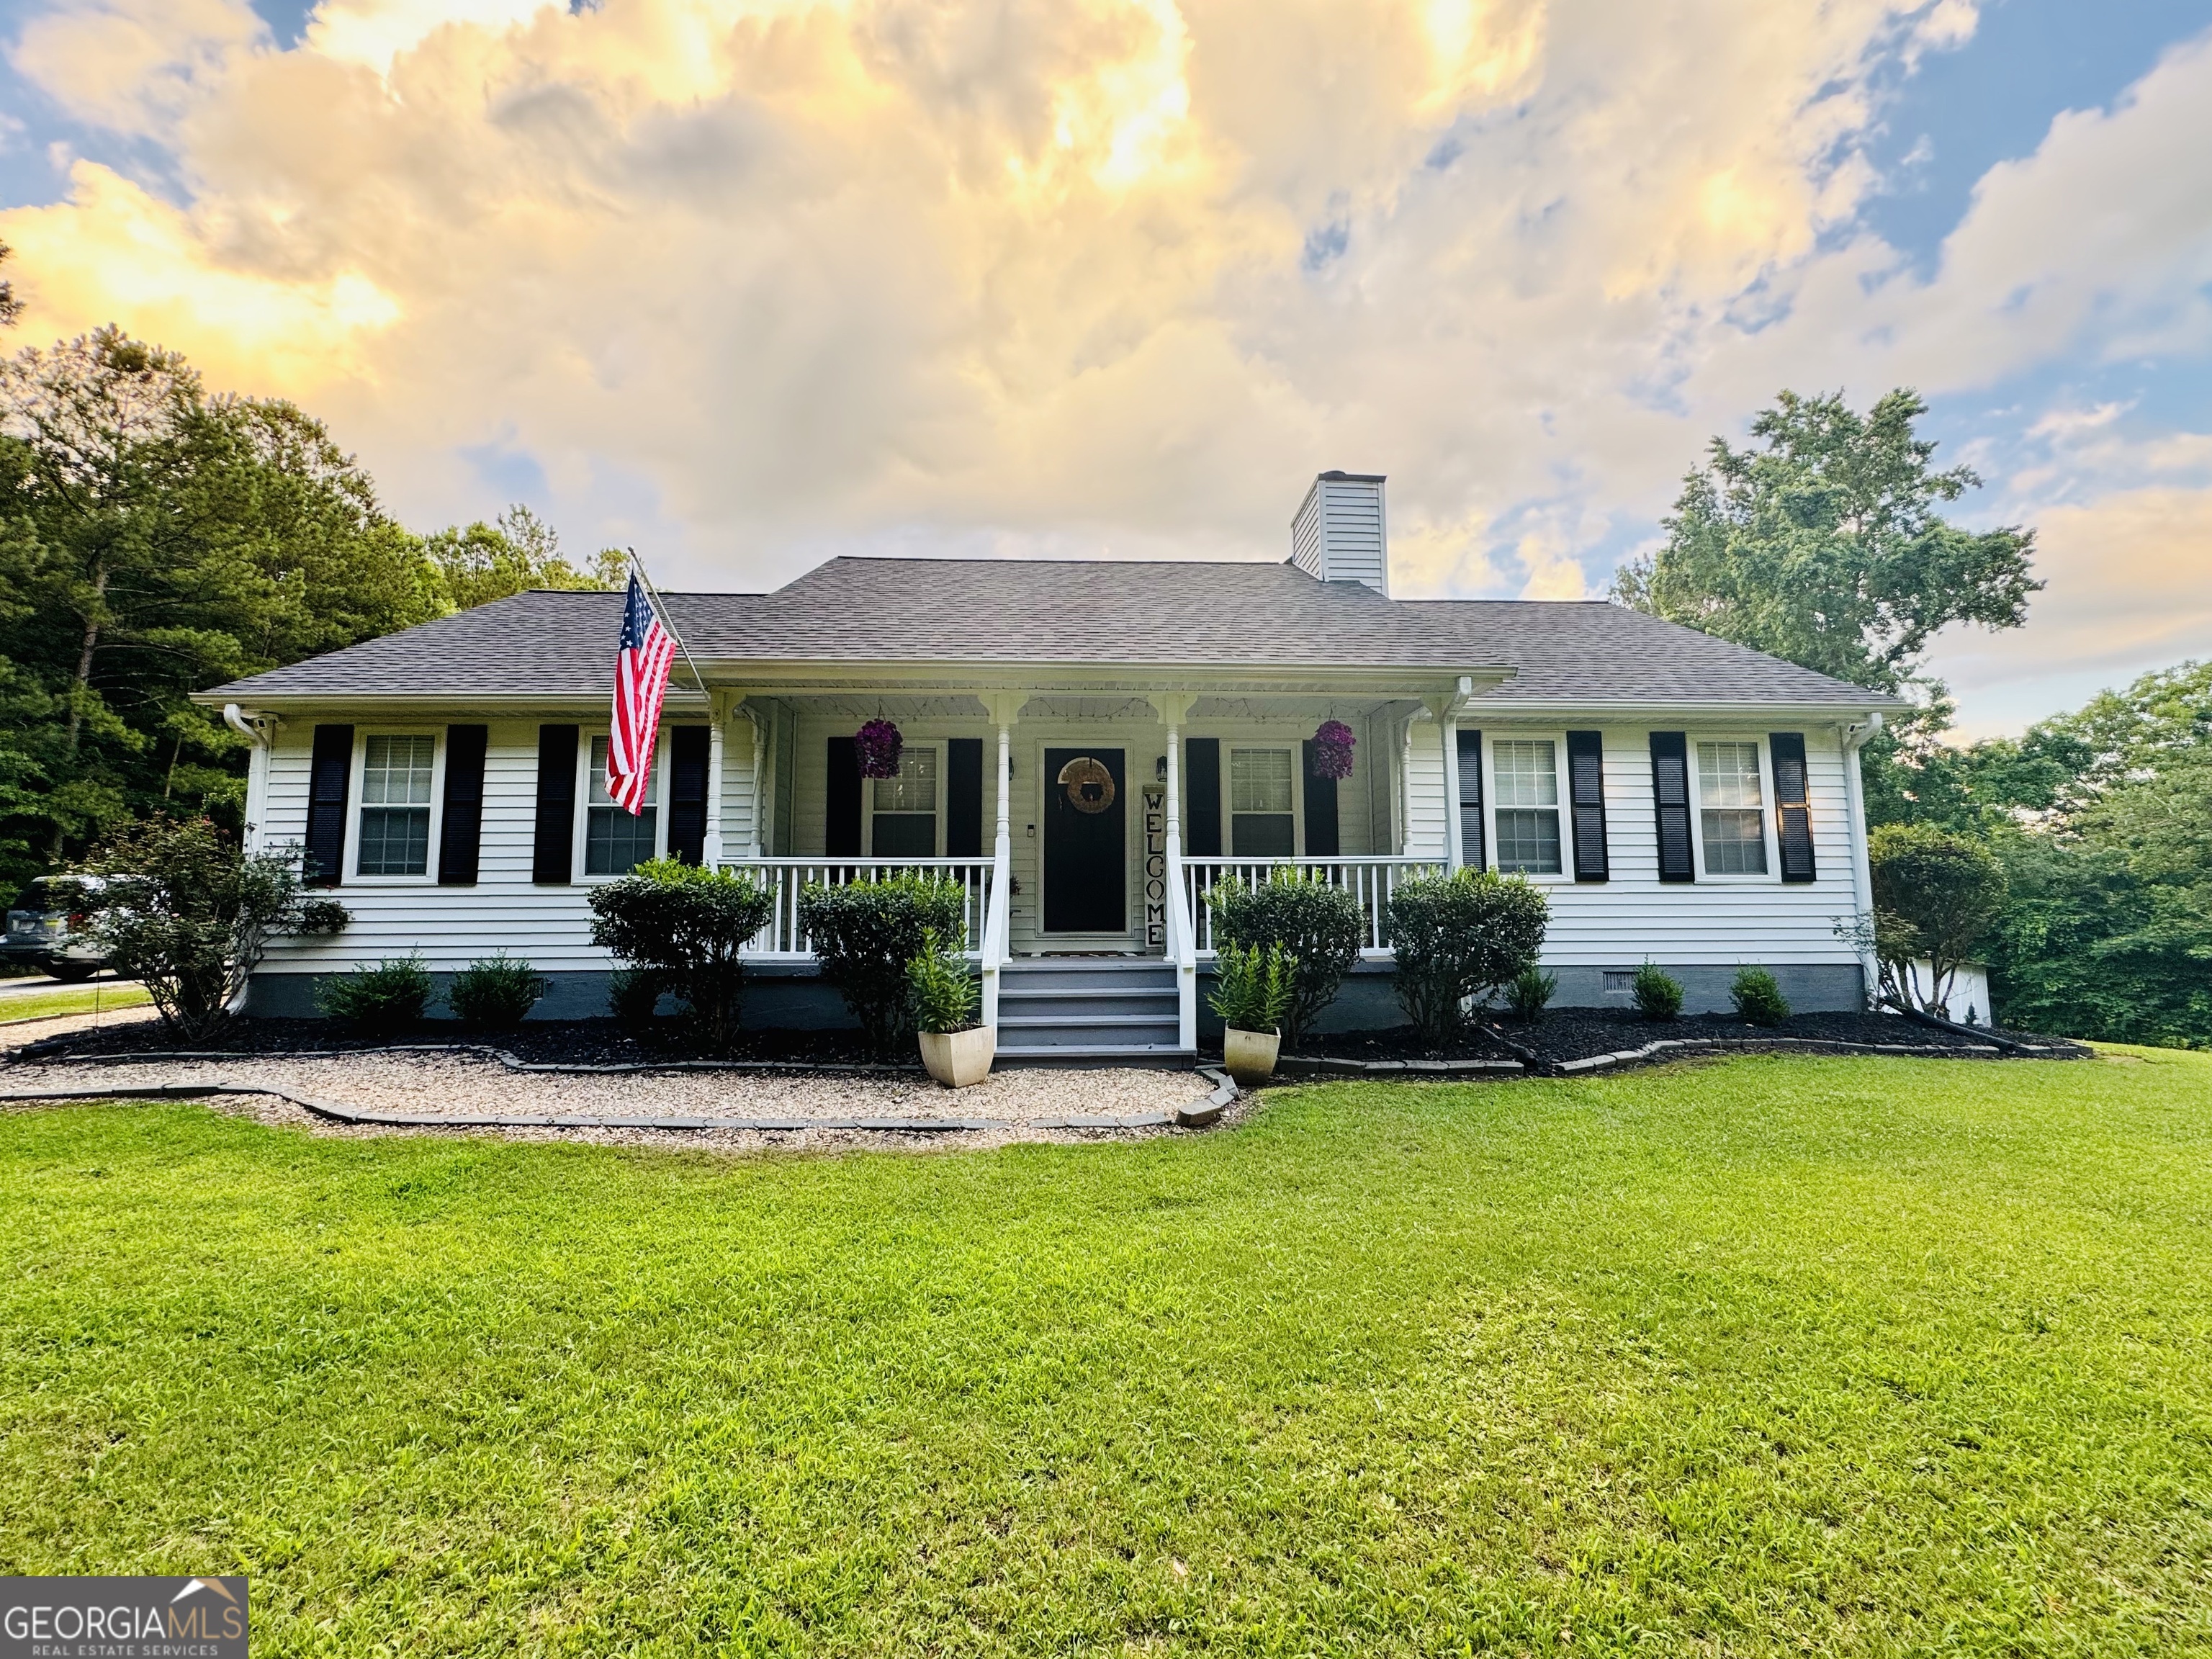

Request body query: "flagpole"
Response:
[626, 547, 711, 697]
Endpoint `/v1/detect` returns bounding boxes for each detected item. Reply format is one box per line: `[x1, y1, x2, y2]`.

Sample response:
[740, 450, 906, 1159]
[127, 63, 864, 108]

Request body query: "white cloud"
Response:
[0, 0, 2207, 732]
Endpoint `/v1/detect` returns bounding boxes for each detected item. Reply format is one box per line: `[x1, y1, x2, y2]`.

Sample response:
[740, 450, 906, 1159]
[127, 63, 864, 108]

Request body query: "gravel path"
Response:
[3, 1051, 1230, 1154]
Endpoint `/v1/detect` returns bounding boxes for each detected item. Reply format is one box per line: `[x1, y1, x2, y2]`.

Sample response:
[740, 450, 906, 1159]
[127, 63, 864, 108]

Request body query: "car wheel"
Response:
[45, 961, 98, 983]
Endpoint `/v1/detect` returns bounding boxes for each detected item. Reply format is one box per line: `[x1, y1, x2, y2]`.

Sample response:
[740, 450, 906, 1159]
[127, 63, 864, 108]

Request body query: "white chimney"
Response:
[1290, 471, 1389, 594]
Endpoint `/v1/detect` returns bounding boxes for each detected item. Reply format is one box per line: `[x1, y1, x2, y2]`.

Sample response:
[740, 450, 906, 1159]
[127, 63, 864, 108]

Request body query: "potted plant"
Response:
[1212, 940, 1293, 1086]
[908, 929, 993, 1087]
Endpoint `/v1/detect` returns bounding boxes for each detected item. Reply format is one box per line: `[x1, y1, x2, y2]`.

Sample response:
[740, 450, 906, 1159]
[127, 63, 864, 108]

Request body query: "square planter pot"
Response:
[920, 1024, 996, 1088]
[1222, 1026, 1280, 1087]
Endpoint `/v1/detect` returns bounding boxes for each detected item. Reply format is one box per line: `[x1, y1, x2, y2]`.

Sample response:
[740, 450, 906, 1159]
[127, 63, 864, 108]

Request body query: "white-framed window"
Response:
[1229, 746, 1296, 856]
[355, 733, 437, 878]
[871, 742, 941, 857]
[1491, 738, 1563, 875]
[585, 733, 662, 876]
[1696, 739, 1769, 876]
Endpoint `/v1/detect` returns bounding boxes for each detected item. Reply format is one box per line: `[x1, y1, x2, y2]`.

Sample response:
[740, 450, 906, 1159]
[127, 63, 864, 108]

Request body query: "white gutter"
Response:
[224, 704, 275, 856]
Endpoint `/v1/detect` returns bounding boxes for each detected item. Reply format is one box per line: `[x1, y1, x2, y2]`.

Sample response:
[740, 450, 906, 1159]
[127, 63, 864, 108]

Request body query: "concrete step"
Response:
[997, 986, 1179, 1018]
[1001, 959, 1177, 993]
[999, 1014, 1181, 1045]
[994, 1043, 1198, 1064]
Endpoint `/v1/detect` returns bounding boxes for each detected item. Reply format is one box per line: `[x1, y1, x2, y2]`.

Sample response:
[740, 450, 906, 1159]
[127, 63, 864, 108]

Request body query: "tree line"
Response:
[1618, 390, 2208, 1048]
[0, 245, 621, 893]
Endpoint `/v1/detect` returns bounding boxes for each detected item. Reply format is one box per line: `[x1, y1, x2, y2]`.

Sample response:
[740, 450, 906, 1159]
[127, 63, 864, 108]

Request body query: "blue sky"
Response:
[1, 0, 2208, 734]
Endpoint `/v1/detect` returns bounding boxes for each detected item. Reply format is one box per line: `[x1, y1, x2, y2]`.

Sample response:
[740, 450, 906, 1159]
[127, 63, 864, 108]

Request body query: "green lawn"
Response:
[3, 1053, 2208, 1655]
[0, 981, 151, 1023]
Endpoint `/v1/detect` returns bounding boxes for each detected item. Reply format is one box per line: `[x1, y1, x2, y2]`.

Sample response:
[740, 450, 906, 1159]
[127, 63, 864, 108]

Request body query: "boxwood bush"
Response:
[1730, 966, 1790, 1027]
[1206, 870, 1362, 1047]
[447, 953, 549, 1028]
[588, 860, 776, 1055]
[317, 954, 432, 1031]
[1386, 869, 1549, 1038]
[799, 875, 969, 1054]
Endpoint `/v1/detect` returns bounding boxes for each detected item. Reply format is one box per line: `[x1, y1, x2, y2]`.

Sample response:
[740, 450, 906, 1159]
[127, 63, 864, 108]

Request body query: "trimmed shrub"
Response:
[1211, 941, 1294, 1035]
[66, 817, 348, 1040]
[448, 953, 548, 1028]
[800, 875, 968, 1054]
[1505, 964, 1557, 1022]
[907, 930, 981, 1035]
[1730, 966, 1790, 1027]
[1386, 868, 1550, 1039]
[1632, 961, 1683, 1022]
[318, 954, 432, 1030]
[1206, 870, 1362, 1046]
[588, 860, 777, 1055]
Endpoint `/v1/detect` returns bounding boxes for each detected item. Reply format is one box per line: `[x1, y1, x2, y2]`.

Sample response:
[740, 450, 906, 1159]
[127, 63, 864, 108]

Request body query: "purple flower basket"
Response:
[1310, 719, 1356, 780]
[855, 718, 904, 780]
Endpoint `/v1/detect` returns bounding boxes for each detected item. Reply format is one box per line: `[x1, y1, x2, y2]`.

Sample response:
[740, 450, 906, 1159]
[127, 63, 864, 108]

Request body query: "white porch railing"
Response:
[1182, 856, 1447, 958]
[719, 858, 997, 961]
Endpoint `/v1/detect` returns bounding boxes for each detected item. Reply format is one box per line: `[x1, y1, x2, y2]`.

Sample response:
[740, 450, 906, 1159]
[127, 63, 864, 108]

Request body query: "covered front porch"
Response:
[711, 674, 1493, 1053]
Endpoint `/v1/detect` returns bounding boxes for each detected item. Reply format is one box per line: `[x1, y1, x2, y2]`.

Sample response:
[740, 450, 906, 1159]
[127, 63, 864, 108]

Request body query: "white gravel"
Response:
[2, 1050, 1233, 1154]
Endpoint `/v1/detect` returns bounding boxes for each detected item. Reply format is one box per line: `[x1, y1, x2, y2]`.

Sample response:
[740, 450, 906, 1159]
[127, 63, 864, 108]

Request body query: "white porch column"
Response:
[1435, 701, 1464, 872]
[1148, 693, 1199, 1051]
[703, 691, 729, 867]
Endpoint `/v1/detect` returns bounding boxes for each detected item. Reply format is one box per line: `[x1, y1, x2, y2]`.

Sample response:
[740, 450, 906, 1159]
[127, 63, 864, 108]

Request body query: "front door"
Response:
[1043, 747, 1126, 934]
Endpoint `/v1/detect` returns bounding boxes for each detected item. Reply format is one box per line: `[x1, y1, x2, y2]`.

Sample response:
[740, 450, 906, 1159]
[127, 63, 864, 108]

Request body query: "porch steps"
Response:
[995, 958, 1190, 1061]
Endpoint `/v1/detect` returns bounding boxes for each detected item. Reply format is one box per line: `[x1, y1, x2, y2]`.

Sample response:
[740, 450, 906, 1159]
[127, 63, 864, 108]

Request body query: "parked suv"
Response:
[2, 878, 112, 981]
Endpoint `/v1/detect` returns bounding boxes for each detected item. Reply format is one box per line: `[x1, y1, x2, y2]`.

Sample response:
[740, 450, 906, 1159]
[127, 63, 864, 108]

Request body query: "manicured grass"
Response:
[0, 981, 151, 1023]
[3, 1053, 2209, 1655]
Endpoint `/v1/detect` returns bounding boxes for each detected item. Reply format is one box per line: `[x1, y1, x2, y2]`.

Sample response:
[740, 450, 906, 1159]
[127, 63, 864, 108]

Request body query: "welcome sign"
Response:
[2, 1577, 248, 1658]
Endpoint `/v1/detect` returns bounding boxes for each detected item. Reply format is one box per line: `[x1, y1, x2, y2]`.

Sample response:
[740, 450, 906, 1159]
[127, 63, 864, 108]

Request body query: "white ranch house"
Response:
[201, 473, 1900, 1059]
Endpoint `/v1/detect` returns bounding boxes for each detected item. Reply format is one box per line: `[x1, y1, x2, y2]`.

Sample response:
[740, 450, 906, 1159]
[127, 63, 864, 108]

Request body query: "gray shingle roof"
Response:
[202, 556, 1895, 709]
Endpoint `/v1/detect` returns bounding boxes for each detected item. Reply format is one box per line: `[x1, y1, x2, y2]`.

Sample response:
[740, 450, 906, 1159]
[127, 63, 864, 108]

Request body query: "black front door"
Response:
[1043, 747, 1126, 933]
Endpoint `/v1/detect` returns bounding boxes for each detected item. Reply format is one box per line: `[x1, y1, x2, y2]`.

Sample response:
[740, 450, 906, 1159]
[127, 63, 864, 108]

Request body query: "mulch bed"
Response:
[14, 1017, 896, 1069]
[1289, 1009, 2090, 1069]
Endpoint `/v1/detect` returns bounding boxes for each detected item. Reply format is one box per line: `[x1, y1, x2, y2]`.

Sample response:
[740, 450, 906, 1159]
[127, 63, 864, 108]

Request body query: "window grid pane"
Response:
[586, 805, 658, 875]
[590, 734, 662, 808]
[1230, 750, 1294, 814]
[1697, 742, 1768, 873]
[1231, 814, 1295, 857]
[1495, 808, 1561, 874]
[357, 807, 429, 876]
[1492, 740, 1559, 806]
[872, 748, 938, 815]
[361, 735, 434, 806]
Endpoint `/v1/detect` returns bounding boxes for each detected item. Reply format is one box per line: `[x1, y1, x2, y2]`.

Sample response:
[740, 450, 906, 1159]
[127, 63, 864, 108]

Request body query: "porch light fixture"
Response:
[1309, 719, 1356, 780]
[854, 718, 903, 779]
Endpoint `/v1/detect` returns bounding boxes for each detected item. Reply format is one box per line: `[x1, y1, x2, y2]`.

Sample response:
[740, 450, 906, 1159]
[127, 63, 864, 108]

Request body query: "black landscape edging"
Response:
[10, 1033, 927, 1076]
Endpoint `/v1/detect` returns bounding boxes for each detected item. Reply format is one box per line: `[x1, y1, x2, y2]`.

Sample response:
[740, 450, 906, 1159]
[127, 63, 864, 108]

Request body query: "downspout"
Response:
[224, 703, 274, 857]
[1840, 713, 1884, 1010]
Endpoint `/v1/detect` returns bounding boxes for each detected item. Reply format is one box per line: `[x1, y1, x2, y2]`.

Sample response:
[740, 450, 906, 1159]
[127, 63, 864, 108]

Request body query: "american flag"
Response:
[608, 572, 677, 814]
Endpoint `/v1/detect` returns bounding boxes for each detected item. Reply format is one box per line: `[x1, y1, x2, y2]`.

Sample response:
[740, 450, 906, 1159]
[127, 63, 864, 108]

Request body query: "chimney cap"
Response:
[1316, 469, 1387, 482]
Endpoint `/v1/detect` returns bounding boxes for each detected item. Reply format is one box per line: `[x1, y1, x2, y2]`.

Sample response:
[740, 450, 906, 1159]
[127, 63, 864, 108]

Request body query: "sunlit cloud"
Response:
[0, 0, 2207, 729]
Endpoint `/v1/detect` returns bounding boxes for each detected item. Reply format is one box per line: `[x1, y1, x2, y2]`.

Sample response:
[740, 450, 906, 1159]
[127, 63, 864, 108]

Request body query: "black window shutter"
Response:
[304, 724, 354, 888]
[1566, 730, 1609, 881]
[946, 738, 984, 856]
[1769, 732, 1817, 883]
[1300, 740, 1340, 855]
[437, 724, 488, 886]
[1184, 738, 1222, 856]
[667, 726, 711, 865]
[824, 737, 862, 856]
[1455, 728, 1484, 870]
[532, 724, 579, 884]
[1650, 732, 1694, 883]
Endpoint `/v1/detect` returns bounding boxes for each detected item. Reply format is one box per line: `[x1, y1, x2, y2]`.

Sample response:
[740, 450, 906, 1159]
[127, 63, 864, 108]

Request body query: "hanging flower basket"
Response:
[1309, 719, 1356, 780]
[855, 719, 904, 779]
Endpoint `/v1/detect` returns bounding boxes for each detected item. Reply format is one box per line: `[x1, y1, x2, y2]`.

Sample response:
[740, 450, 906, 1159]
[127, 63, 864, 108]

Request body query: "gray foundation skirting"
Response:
[248, 960, 1871, 1028]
